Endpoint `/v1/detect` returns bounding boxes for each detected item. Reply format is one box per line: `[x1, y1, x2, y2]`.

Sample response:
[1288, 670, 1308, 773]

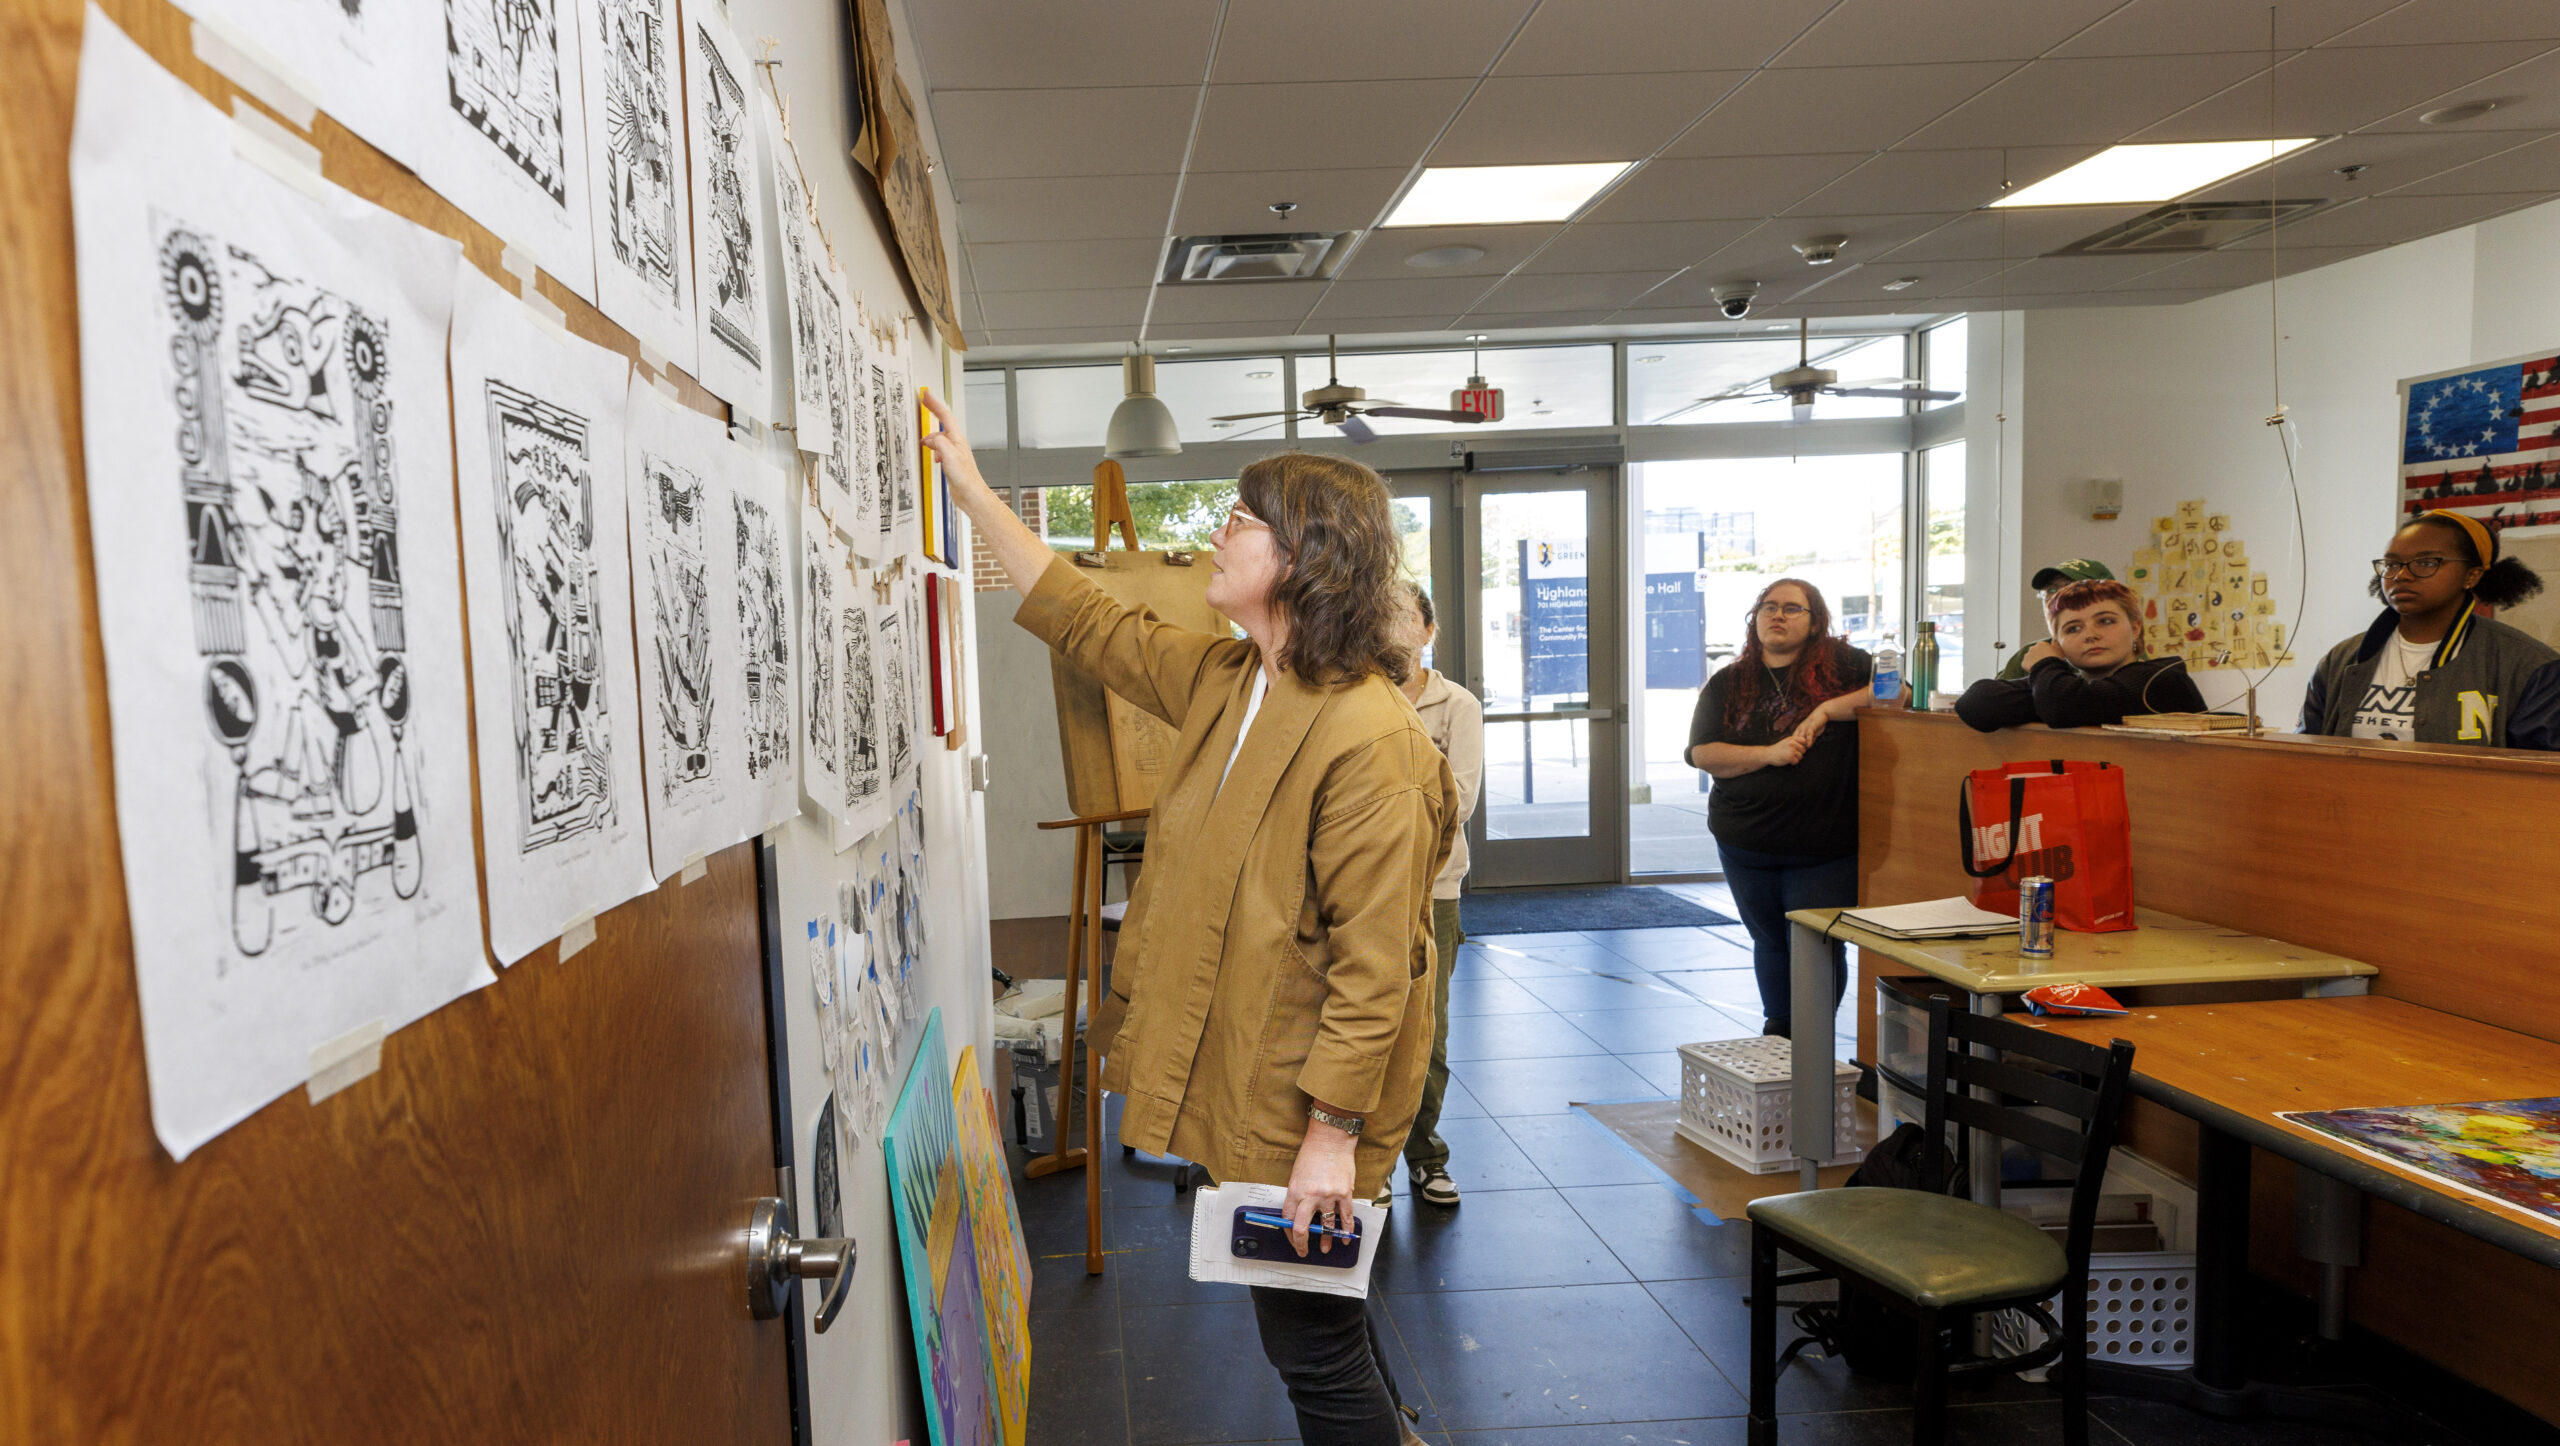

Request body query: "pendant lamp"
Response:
[1104, 353, 1182, 459]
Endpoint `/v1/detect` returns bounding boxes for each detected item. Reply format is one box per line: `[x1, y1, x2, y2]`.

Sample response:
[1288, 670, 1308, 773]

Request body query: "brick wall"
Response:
[974, 486, 1045, 591]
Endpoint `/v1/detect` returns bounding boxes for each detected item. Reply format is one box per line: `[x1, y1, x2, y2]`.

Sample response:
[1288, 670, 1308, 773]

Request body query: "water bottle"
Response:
[1872, 632, 1903, 709]
[1911, 622, 1940, 711]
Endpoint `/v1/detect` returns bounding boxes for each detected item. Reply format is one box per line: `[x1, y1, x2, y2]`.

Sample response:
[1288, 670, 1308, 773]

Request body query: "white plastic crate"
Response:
[1991, 1153, 2200, 1373]
[1674, 1037, 1861, 1174]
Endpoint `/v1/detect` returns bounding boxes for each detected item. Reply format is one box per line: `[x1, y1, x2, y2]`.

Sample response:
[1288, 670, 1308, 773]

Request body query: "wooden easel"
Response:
[1026, 805, 1147, 1275]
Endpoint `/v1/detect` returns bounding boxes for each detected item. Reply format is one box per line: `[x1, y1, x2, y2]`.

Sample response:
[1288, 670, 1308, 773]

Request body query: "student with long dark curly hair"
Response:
[1685, 578, 1874, 1037]
[2301, 509, 2560, 748]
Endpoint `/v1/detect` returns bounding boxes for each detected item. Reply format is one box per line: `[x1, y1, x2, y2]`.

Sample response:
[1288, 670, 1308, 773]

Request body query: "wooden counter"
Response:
[1799, 905, 2374, 995]
[1853, 709, 2560, 1420]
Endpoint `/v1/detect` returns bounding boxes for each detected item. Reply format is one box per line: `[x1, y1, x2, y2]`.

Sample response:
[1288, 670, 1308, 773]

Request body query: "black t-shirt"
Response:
[1687, 645, 1873, 861]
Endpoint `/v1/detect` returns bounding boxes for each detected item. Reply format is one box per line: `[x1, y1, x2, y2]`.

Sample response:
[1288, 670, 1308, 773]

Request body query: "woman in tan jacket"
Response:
[924, 392, 1453, 1446]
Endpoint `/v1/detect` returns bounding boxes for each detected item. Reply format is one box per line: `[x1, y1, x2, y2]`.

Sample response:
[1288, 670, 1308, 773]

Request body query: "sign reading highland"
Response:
[1519, 537, 1588, 699]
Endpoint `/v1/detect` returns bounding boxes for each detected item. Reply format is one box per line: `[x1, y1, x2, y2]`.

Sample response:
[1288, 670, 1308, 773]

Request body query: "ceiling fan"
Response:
[1654, 317, 1959, 424]
[1210, 334, 1489, 443]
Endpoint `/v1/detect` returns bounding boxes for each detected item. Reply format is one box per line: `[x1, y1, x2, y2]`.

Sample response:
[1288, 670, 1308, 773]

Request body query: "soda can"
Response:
[2018, 876, 2056, 959]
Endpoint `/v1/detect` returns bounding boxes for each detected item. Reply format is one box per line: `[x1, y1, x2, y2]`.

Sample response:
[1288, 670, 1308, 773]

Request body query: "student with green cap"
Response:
[1997, 559, 2117, 678]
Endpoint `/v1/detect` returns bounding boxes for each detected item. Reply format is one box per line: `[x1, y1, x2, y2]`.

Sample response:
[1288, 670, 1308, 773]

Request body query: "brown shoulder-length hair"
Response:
[1236, 452, 1413, 685]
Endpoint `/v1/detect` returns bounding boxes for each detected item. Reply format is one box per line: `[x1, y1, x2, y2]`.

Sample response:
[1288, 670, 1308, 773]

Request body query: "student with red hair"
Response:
[1686, 578, 1873, 1038]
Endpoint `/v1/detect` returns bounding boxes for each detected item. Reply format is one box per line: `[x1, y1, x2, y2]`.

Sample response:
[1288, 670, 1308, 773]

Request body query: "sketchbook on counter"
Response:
[1836, 898, 2018, 939]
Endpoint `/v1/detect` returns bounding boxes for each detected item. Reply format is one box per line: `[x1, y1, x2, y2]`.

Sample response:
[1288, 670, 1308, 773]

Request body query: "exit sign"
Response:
[1450, 383, 1504, 422]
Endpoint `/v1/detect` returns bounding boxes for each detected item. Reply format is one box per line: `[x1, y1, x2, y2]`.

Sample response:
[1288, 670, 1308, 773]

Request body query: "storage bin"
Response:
[1675, 1036, 1861, 1174]
[1989, 1152, 2200, 1373]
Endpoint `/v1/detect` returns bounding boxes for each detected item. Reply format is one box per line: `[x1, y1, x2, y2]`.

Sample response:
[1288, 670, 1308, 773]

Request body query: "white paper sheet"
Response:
[770, 109, 829, 447]
[1188, 1183, 1387, 1298]
[412, 0, 597, 300]
[799, 494, 848, 820]
[841, 315, 881, 558]
[449, 265, 654, 963]
[729, 446, 800, 835]
[164, 0, 424, 174]
[877, 577, 919, 787]
[71, 11, 495, 1160]
[748, 85, 797, 430]
[625, 378, 753, 879]
[812, 263, 857, 536]
[838, 566, 892, 841]
[890, 337, 922, 559]
[681, 1, 768, 420]
[574, 0, 694, 373]
[867, 351, 899, 561]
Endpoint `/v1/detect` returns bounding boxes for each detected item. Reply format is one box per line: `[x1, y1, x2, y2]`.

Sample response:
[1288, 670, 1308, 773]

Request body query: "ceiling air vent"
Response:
[2051, 199, 2342, 255]
[1162, 232, 1354, 283]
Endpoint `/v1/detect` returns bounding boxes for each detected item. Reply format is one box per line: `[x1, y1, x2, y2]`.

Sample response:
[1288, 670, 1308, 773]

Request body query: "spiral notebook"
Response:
[1187, 1181, 1388, 1299]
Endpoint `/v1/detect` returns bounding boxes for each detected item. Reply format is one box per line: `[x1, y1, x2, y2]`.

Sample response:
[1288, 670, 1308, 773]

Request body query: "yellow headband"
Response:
[2418, 508, 2497, 568]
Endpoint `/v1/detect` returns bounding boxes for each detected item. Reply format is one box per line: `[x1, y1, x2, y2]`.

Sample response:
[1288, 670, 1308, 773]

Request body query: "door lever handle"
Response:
[745, 1196, 857, 1332]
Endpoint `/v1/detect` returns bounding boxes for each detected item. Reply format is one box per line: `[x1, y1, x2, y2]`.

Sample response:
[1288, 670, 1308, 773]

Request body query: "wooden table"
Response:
[1781, 906, 2378, 1195]
[2033, 996, 2560, 1428]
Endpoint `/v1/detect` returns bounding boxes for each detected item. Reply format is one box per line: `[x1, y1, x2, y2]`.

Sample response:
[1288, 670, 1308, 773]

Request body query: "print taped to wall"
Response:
[734, 475, 799, 833]
[843, 318, 882, 559]
[430, 0, 595, 297]
[818, 270, 856, 529]
[878, 586, 916, 782]
[772, 111, 830, 438]
[685, 6, 769, 417]
[70, 13, 493, 1159]
[802, 501, 846, 819]
[451, 265, 652, 964]
[842, 600, 887, 832]
[578, 0, 694, 372]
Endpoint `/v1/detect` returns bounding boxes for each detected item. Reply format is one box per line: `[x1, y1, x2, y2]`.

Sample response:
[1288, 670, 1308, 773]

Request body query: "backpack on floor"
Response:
[1776, 1123, 1952, 1381]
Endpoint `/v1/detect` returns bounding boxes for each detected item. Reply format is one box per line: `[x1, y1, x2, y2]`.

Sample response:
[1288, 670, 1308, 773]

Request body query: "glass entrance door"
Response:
[1390, 469, 1624, 889]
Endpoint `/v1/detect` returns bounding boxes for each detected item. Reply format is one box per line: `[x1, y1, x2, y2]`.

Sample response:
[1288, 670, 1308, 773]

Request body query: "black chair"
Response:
[1746, 997, 2135, 1446]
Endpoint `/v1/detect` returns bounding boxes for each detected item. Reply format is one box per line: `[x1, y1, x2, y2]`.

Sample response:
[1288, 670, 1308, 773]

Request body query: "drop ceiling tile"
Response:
[1309, 276, 1500, 320]
[2360, 48, 2560, 135]
[1787, 298, 1951, 317]
[2131, 43, 2550, 142]
[1947, 253, 2187, 294]
[2052, 0, 2404, 56]
[1584, 154, 1868, 223]
[1135, 323, 1306, 344]
[1476, 270, 1677, 312]
[2258, 192, 2531, 247]
[1212, 0, 1533, 82]
[1786, 146, 2099, 216]
[1523, 219, 1765, 273]
[1875, 205, 2156, 261]
[1902, 54, 2272, 150]
[1725, 211, 1966, 265]
[1773, 0, 2128, 67]
[1428, 72, 1749, 167]
[1807, 258, 2020, 300]
[2383, 133, 2560, 196]
[1293, 315, 1477, 338]
[1998, 289, 2228, 308]
[1188, 79, 1477, 173]
[2329, 0, 2560, 46]
[910, 0, 1216, 89]
[1340, 224, 1563, 281]
[1664, 63, 2020, 158]
[1494, 0, 1819, 75]
[986, 326, 1135, 346]
[966, 239, 1167, 293]
[2179, 129, 2542, 201]
[1145, 283, 1328, 326]
[1171, 168, 1410, 236]
[2104, 244, 2380, 289]
[974, 287, 1152, 331]
[1451, 310, 1623, 332]
[950, 175, 1178, 244]
[930, 87, 1198, 180]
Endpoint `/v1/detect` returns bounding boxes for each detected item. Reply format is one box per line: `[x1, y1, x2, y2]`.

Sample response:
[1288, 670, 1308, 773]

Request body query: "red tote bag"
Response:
[1958, 760, 2137, 933]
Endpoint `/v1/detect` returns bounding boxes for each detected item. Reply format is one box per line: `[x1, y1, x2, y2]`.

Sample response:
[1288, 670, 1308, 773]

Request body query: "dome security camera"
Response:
[1713, 281, 1760, 320]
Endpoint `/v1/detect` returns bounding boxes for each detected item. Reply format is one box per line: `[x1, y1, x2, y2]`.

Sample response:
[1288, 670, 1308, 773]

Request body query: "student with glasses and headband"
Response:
[924, 392, 1455, 1446]
[2301, 508, 2560, 747]
[1686, 578, 1875, 1038]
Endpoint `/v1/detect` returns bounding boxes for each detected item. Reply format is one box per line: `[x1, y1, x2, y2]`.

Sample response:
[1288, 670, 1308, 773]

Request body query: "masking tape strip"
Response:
[307, 1018, 386, 1104]
[499, 242, 539, 289]
[523, 286, 570, 336]
[192, 17, 318, 131]
[638, 339, 670, 374]
[230, 104, 327, 203]
[650, 370, 682, 401]
[559, 913, 598, 961]
[681, 851, 708, 884]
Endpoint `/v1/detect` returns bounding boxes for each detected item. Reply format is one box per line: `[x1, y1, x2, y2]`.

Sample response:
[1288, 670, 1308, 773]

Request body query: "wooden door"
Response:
[0, 3, 791, 1441]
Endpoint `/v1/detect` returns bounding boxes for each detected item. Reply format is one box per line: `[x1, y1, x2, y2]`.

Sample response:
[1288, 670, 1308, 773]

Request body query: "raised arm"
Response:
[922, 387, 1052, 596]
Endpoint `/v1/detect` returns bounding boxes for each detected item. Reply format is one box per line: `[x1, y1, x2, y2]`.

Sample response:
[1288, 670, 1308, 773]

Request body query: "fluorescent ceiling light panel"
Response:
[1383, 163, 1633, 227]
[1991, 140, 2319, 208]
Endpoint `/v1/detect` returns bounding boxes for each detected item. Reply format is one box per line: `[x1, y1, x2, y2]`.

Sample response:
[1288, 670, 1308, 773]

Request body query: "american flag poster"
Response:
[2398, 349, 2560, 529]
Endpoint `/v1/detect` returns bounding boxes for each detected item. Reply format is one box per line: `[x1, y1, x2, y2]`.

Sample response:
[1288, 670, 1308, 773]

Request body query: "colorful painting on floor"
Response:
[883, 1009, 998, 1446]
[2282, 1097, 2560, 1224]
[953, 1047, 1031, 1446]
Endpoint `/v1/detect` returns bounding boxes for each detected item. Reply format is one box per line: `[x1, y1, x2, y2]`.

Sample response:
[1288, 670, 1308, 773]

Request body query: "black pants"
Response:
[1248, 1285, 1407, 1446]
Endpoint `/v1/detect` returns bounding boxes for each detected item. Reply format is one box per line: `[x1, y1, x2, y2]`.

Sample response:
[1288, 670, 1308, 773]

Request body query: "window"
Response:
[1923, 442, 1966, 687]
[1033, 478, 1238, 553]
[1626, 334, 1910, 424]
[1922, 317, 1967, 409]
[1011, 358, 1288, 449]
[962, 368, 1010, 448]
[1295, 345, 1612, 436]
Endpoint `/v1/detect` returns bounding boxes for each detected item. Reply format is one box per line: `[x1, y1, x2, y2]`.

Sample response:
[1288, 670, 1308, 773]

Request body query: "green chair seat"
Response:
[1747, 1187, 2067, 1311]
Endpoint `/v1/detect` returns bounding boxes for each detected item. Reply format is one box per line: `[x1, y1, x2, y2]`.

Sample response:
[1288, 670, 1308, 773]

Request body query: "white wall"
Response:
[1966, 310, 2026, 684]
[2005, 199, 2560, 726]
[975, 589, 1079, 919]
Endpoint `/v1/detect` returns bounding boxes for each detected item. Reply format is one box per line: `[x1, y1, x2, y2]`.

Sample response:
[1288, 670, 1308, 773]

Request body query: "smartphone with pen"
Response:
[1231, 1206, 1363, 1269]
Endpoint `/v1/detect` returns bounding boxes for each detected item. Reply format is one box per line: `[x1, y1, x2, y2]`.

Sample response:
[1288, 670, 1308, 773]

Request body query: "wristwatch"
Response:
[1307, 1104, 1364, 1137]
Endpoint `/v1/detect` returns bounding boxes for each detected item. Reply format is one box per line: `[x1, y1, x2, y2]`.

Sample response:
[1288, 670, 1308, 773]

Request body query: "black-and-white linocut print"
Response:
[800, 504, 844, 817]
[450, 266, 651, 964]
[775, 141, 828, 437]
[686, 8, 766, 416]
[735, 490, 791, 784]
[579, 0, 693, 371]
[71, 16, 490, 1159]
[868, 362, 895, 548]
[877, 593, 914, 780]
[888, 362, 918, 553]
[840, 321, 879, 559]
[842, 603, 881, 817]
[817, 273, 854, 526]
[641, 454, 714, 798]
[436, 0, 595, 297]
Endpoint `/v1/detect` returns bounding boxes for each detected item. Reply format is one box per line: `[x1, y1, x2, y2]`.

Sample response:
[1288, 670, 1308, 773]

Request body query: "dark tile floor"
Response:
[1010, 915, 2487, 1446]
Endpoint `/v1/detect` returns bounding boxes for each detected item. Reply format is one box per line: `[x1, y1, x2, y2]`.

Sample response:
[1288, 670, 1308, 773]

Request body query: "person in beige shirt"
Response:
[1395, 583, 1482, 1207]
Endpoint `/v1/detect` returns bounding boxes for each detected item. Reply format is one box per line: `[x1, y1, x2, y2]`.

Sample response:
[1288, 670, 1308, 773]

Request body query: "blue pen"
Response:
[1242, 1208, 1359, 1242]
